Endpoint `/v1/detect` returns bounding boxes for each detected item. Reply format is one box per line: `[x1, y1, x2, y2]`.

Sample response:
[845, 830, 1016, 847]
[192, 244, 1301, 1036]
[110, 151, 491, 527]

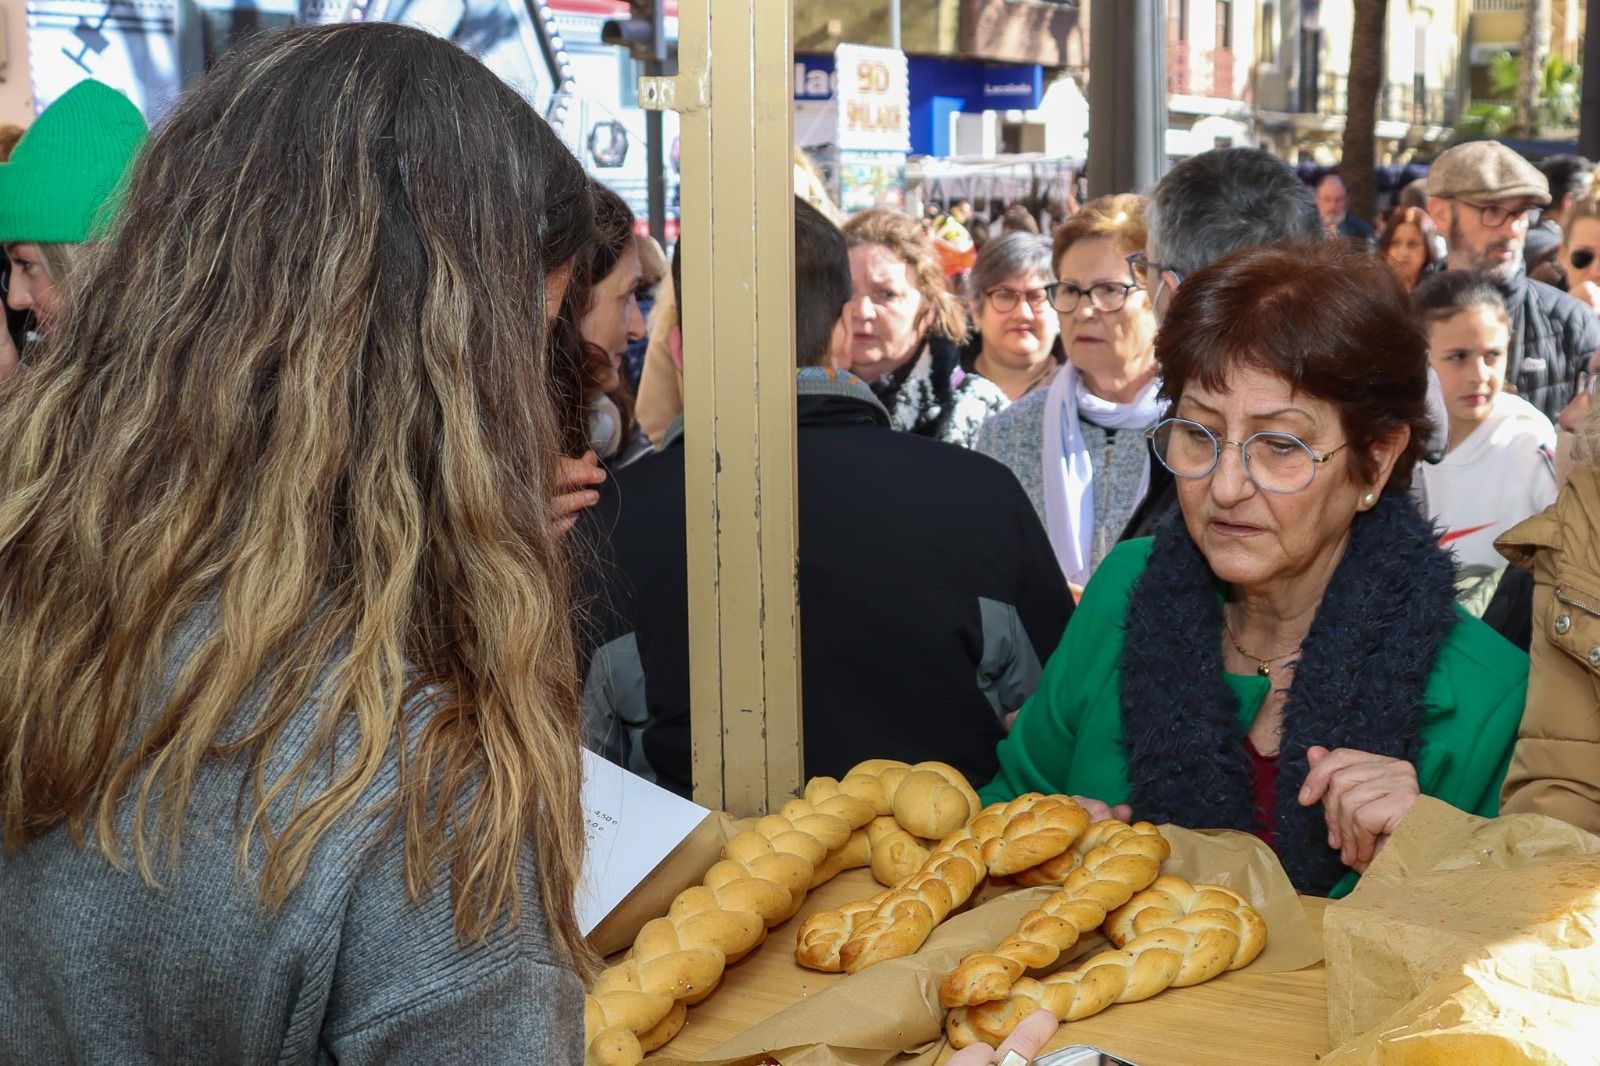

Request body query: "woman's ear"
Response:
[1365, 425, 1413, 495]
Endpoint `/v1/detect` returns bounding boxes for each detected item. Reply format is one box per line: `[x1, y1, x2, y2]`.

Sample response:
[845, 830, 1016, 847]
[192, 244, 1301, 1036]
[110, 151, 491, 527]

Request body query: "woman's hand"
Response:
[554, 451, 607, 536]
[946, 1007, 1060, 1066]
[1298, 745, 1420, 872]
[1071, 796, 1133, 824]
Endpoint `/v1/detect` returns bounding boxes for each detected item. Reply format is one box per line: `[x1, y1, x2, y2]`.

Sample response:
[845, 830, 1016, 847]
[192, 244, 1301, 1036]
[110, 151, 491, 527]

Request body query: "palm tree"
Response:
[1341, 0, 1388, 225]
[1519, 0, 1551, 135]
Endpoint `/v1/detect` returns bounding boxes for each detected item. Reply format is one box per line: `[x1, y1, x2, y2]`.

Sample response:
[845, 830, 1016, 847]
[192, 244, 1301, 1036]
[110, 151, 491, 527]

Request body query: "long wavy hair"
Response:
[0, 23, 596, 976]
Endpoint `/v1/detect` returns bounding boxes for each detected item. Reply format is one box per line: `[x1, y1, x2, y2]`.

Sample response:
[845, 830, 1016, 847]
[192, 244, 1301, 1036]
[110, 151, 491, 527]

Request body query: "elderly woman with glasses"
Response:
[982, 241, 1528, 898]
[948, 232, 1066, 444]
[976, 195, 1161, 594]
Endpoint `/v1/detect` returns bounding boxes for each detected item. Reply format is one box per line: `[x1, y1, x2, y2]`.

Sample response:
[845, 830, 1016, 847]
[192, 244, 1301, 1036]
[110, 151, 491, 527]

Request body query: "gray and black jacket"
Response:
[1498, 272, 1600, 421]
[575, 371, 1073, 796]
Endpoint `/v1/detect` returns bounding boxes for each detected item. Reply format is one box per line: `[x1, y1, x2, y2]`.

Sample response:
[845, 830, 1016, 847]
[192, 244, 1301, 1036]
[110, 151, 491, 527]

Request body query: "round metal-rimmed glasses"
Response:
[1043, 280, 1138, 314]
[1146, 417, 1349, 494]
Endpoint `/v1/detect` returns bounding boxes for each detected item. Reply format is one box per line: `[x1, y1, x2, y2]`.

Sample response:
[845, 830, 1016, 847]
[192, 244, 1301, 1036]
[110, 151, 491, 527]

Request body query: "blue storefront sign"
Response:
[794, 53, 1044, 157]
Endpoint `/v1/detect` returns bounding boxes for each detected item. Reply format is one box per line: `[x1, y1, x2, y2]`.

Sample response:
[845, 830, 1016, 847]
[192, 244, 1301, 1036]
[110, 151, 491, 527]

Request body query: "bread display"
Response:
[585, 757, 1272, 1065]
[583, 759, 980, 1066]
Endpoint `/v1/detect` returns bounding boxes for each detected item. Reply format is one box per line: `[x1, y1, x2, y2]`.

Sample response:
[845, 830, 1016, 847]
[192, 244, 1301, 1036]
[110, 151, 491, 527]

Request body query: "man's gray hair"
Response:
[1146, 147, 1322, 277]
[968, 232, 1055, 302]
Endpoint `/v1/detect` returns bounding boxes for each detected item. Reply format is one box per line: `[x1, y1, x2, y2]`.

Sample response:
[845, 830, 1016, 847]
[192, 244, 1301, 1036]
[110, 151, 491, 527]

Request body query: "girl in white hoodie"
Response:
[1413, 271, 1557, 576]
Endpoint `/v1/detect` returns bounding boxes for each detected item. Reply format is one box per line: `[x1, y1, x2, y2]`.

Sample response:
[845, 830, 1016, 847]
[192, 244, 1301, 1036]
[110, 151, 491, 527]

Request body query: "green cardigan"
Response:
[983, 537, 1530, 897]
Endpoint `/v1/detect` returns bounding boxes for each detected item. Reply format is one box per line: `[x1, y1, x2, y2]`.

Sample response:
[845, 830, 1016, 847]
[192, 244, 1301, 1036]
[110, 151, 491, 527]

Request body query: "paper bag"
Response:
[589, 810, 740, 957]
[649, 823, 1319, 1066]
[1321, 796, 1600, 1064]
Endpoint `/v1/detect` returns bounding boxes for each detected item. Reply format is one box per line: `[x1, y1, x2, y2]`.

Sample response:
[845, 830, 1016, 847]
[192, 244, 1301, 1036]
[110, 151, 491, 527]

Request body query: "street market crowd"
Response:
[2, 20, 1600, 1064]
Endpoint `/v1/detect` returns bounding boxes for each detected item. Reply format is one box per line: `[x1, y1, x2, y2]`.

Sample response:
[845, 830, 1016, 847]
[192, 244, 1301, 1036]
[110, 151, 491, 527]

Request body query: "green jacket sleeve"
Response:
[980, 539, 1151, 806]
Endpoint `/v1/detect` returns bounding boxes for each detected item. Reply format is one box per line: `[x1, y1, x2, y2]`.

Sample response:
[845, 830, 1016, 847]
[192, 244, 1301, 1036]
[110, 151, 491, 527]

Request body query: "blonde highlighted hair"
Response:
[841, 208, 968, 341]
[1052, 193, 1148, 271]
[0, 23, 596, 977]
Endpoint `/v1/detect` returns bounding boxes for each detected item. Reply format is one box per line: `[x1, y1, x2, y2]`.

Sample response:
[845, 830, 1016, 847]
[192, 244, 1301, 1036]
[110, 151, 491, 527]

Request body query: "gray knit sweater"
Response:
[0, 616, 584, 1064]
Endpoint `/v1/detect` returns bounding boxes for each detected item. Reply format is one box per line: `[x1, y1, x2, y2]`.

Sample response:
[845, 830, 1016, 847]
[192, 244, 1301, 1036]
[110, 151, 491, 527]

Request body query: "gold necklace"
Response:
[1222, 614, 1301, 678]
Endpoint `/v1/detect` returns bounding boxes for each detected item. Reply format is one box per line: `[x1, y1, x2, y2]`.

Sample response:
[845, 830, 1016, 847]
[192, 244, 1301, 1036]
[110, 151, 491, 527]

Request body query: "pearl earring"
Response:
[1362, 491, 1378, 508]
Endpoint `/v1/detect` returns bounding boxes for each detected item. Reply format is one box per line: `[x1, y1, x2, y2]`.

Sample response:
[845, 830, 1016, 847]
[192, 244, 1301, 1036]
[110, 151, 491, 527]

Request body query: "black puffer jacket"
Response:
[1498, 272, 1600, 421]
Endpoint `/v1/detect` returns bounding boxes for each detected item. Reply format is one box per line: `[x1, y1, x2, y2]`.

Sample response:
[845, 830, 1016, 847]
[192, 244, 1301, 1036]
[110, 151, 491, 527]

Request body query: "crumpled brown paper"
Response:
[1322, 796, 1600, 1065]
[647, 823, 1320, 1066]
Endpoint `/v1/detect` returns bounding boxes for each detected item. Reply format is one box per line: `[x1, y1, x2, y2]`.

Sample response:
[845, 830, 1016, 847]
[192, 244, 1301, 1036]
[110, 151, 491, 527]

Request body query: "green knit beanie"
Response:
[0, 79, 149, 244]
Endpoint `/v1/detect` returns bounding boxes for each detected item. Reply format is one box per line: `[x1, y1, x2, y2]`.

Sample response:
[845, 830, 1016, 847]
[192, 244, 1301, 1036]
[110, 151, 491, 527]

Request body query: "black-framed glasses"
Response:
[985, 286, 1051, 313]
[1146, 417, 1350, 494]
[1454, 199, 1538, 229]
[1572, 248, 1596, 271]
[1044, 280, 1138, 314]
[1125, 251, 1183, 291]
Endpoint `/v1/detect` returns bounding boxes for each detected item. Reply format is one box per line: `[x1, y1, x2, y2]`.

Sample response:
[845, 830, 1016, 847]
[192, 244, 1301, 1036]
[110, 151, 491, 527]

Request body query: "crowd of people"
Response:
[4, 21, 1600, 1062]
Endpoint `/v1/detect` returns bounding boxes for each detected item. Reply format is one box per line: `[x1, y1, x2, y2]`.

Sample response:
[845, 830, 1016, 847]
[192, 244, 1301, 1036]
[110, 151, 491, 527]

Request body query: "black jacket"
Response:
[576, 372, 1073, 797]
[1498, 272, 1600, 421]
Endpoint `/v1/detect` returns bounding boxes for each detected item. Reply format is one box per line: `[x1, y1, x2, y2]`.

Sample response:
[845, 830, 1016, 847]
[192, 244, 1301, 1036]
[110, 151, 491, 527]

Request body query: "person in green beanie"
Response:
[0, 79, 147, 354]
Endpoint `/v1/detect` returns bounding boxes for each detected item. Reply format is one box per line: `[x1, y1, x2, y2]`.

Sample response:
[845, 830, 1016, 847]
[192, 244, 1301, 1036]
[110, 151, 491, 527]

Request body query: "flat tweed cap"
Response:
[1425, 140, 1551, 205]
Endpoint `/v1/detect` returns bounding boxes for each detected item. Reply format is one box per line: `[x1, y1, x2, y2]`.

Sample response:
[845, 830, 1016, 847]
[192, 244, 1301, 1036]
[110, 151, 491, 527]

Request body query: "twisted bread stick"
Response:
[803, 759, 982, 841]
[945, 878, 1268, 1049]
[1103, 876, 1268, 957]
[939, 820, 1169, 1008]
[1013, 817, 1162, 887]
[584, 790, 873, 1066]
[795, 794, 1091, 974]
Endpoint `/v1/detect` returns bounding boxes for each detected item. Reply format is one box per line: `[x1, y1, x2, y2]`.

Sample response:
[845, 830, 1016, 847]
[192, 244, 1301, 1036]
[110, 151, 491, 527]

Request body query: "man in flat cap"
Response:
[1426, 140, 1600, 420]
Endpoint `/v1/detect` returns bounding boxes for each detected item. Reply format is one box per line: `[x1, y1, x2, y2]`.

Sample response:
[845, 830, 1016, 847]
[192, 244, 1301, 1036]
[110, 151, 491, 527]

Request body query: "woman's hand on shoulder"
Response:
[1071, 795, 1133, 824]
[1298, 745, 1419, 872]
[553, 451, 607, 536]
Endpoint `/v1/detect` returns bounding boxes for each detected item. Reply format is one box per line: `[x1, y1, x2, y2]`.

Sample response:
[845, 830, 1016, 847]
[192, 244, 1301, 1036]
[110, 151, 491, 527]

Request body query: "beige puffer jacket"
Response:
[1498, 462, 1600, 832]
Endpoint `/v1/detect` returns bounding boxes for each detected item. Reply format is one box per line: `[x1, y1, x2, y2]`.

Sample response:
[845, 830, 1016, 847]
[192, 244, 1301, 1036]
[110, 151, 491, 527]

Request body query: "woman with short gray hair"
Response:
[946, 232, 1064, 445]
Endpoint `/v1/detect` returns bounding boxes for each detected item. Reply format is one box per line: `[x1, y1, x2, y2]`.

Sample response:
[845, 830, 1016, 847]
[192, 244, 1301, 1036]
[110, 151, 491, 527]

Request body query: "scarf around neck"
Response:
[1040, 363, 1164, 586]
[1118, 493, 1460, 894]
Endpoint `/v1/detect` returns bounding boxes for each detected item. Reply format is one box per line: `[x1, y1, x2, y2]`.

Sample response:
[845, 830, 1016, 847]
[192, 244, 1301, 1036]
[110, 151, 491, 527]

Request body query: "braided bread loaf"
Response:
[795, 794, 1092, 974]
[584, 789, 875, 1066]
[945, 877, 1268, 1049]
[1103, 875, 1268, 955]
[804, 759, 982, 841]
[938, 820, 1169, 1008]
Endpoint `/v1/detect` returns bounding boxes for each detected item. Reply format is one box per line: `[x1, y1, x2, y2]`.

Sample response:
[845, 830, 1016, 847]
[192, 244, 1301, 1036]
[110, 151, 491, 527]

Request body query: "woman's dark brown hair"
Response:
[1376, 205, 1443, 282]
[1156, 240, 1432, 492]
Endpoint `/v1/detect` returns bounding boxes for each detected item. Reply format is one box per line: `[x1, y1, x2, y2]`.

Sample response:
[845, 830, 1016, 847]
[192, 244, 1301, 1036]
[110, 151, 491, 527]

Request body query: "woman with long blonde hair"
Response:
[0, 23, 594, 1061]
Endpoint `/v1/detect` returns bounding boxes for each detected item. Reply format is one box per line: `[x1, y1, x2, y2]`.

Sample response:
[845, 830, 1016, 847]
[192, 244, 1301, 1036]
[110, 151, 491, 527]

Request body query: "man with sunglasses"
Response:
[1425, 140, 1600, 422]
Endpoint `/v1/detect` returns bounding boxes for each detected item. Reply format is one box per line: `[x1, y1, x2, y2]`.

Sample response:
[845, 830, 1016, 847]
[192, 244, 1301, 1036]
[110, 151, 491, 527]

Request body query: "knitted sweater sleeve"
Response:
[319, 834, 585, 1063]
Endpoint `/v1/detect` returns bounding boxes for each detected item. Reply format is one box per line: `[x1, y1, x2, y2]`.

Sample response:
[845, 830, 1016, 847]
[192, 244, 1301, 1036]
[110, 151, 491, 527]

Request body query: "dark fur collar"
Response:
[1119, 494, 1459, 894]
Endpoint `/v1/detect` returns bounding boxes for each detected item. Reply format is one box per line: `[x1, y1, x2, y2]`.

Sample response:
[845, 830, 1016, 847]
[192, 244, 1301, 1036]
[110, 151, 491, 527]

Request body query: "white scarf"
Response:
[1040, 363, 1165, 585]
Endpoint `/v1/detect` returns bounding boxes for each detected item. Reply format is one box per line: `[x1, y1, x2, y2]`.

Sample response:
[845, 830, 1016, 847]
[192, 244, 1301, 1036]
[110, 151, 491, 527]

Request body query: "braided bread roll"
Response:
[803, 759, 982, 841]
[584, 790, 874, 1066]
[939, 820, 1170, 1008]
[1103, 876, 1268, 956]
[945, 878, 1268, 1049]
[1013, 817, 1162, 887]
[796, 794, 1091, 974]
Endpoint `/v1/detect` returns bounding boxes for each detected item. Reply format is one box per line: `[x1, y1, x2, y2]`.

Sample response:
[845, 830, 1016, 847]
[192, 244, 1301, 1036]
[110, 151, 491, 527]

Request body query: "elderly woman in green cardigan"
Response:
[985, 241, 1528, 898]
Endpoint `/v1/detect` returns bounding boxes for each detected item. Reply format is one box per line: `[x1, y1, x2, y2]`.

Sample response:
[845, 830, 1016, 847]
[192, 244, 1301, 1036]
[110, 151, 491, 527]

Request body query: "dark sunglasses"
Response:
[1572, 249, 1597, 271]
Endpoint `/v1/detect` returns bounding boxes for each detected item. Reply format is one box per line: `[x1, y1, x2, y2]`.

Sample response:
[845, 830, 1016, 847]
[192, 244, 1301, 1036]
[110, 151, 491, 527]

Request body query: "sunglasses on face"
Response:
[1572, 248, 1597, 271]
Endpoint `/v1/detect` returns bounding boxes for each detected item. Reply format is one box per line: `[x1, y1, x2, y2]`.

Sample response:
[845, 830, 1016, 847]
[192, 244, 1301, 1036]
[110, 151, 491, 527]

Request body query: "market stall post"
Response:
[646, 0, 804, 816]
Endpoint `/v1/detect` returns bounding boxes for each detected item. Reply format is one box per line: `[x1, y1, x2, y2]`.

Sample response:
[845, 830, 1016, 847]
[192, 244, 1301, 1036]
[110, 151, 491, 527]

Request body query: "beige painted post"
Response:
[643, 0, 803, 815]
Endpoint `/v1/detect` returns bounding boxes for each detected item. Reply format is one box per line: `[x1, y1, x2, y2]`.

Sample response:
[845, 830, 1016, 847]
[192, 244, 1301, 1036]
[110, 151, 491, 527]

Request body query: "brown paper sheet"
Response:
[590, 811, 740, 957]
[1321, 796, 1600, 1064]
[648, 823, 1318, 1066]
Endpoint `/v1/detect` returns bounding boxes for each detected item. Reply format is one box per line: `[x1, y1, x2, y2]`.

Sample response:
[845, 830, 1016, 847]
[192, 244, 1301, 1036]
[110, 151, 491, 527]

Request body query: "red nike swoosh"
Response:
[1439, 523, 1496, 546]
